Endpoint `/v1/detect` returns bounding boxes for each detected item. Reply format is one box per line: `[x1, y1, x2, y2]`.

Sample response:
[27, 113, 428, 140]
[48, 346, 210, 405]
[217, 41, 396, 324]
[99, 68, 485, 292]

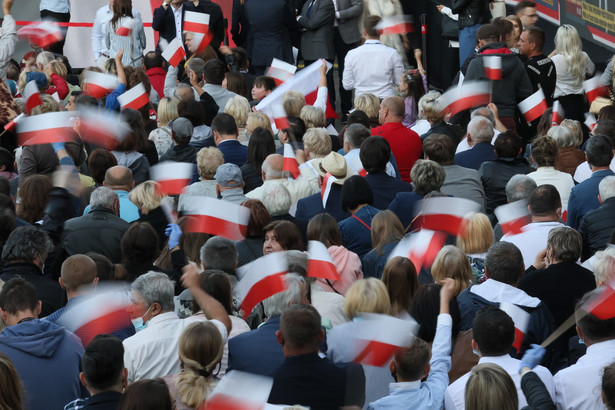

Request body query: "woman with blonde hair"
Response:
[456, 212, 493, 284]
[465, 363, 518, 410]
[381, 256, 418, 316]
[354, 93, 380, 127]
[300, 105, 326, 129]
[362, 210, 404, 279]
[551, 24, 595, 123]
[283, 90, 306, 117]
[246, 111, 274, 141]
[225, 96, 250, 143]
[178, 147, 225, 211]
[130, 180, 167, 248]
[149, 96, 180, 159]
[431, 245, 474, 296]
[163, 322, 224, 409]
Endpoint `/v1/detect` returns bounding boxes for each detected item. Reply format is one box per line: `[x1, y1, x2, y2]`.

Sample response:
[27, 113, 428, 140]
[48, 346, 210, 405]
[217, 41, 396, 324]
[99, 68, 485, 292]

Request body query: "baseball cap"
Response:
[215, 163, 243, 188]
[168, 117, 194, 139]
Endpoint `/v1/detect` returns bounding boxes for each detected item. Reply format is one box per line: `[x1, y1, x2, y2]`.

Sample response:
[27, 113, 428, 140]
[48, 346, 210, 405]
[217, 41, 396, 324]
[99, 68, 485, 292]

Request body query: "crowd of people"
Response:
[1, 0, 615, 409]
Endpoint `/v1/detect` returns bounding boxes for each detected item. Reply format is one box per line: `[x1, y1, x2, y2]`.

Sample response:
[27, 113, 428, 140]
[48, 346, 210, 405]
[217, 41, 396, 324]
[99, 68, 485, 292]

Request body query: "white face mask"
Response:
[131, 305, 153, 332]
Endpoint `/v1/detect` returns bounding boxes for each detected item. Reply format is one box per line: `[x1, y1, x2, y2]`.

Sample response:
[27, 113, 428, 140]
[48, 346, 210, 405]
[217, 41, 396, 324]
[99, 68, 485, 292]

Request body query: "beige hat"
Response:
[314, 152, 354, 185]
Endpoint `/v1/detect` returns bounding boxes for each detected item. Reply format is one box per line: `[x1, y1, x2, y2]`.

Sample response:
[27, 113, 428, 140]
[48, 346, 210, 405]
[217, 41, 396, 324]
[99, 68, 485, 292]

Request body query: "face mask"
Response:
[131, 305, 153, 332]
[472, 349, 480, 356]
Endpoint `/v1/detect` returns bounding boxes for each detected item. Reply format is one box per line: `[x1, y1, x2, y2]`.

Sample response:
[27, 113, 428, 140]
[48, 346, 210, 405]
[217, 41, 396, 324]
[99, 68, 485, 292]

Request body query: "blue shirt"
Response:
[40, 0, 70, 13]
[83, 190, 139, 222]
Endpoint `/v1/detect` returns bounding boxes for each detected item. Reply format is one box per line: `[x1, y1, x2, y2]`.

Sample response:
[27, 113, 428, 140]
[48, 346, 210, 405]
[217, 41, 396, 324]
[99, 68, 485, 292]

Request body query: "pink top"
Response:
[317, 245, 363, 296]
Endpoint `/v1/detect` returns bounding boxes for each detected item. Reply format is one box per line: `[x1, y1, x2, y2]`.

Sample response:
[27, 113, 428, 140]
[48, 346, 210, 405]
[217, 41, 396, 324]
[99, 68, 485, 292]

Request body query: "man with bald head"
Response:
[246, 153, 318, 206]
[83, 165, 139, 222]
[372, 96, 422, 183]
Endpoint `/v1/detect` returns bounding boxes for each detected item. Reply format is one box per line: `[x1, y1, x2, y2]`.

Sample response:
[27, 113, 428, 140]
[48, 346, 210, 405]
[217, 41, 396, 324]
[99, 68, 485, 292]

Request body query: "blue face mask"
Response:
[131, 305, 153, 332]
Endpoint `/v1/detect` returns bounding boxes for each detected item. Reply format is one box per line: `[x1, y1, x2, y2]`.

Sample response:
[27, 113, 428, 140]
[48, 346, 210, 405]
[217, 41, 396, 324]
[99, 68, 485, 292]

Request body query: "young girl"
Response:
[400, 49, 428, 128]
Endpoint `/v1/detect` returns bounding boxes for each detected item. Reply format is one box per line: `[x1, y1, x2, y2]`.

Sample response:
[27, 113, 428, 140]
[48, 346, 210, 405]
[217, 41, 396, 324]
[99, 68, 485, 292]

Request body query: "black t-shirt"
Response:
[525, 53, 557, 106]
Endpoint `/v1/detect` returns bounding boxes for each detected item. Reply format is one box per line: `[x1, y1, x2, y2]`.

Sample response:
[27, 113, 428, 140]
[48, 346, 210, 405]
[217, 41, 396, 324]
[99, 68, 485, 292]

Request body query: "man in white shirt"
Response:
[92, 0, 142, 65]
[342, 15, 404, 100]
[554, 289, 615, 410]
[123, 270, 231, 382]
[502, 184, 564, 269]
[445, 306, 555, 410]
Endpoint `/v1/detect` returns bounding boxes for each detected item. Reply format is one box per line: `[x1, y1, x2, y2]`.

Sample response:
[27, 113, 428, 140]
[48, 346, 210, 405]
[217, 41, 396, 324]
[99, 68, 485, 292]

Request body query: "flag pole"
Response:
[540, 309, 587, 348]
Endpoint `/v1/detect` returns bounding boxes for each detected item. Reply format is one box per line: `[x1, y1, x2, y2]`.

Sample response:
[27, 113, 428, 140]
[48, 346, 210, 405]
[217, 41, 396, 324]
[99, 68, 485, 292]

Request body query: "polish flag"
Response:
[413, 197, 481, 236]
[181, 196, 250, 241]
[551, 100, 564, 125]
[307, 240, 340, 281]
[23, 80, 43, 115]
[115, 18, 136, 36]
[283, 143, 300, 179]
[193, 30, 215, 54]
[257, 60, 338, 120]
[374, 15, 414, 35]
[207, 370, 273, 410]
[494, 200, 531, 236]
[54, 285, 132, 346]
[272, 104, 290, 130]
[267, 58, 297, 86]
[234, 253, 288, 319]
[346, 155, 367, 177]
[117, 83, 149, 110]
[389, 230, 446, 272]
[17, 21, 63, 48]
[581, 280, 615, 320]
[77, 108, 130, 150]
[150, 161, 194, 195]
[484, 56, 502, 80]
[583, 75, 609, 103]
[183, 11, 210, 33]
[83, 71, 119, 99]
[161, 38, 186, 68]
[350, 313, 420, 367]
[500, 302, 530, 354]
[518, 88, 548, 123]
[321, 172, 338, 207]
[437, 81, 490, 117]
[3, 113, 25, 132]
[17, 111, 74, 146]
[585, 113, 597, 132]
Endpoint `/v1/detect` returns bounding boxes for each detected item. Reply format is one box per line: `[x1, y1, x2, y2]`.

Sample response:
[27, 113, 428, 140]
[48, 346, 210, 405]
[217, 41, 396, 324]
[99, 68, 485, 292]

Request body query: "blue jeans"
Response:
[459, 24, 480, 66]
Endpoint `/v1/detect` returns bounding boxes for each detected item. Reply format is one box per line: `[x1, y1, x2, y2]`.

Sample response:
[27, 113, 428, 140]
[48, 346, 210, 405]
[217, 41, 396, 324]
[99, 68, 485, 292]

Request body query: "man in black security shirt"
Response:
[518, 26, 556, 106]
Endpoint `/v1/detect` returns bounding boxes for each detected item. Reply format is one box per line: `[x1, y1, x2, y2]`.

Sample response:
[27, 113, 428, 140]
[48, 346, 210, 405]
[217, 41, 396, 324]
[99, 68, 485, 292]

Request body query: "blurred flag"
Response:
[117, 83, 149, 110]
[18, 21, 63, 48]
[495, 200, 531, 236]
[207, 370, 273, 410]
[83, 71, 119, 99]
[500, 302, 530, 353]
[307, 240, 340, 281]
[181, 196, 250, 241]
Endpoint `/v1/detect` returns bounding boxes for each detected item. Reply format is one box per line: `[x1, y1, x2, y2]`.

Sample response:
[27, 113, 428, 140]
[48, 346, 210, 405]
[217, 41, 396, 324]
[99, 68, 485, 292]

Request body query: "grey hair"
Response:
[345, 123, 371, 149]
[2, 226, 54, 263]
[593, 247, 615, 285]
[174, 83, 194, 100]
[467, 116, 494, 143]
[90, 186, 118, 209]
[411, 159, 445, 195]
[262, 273, 305, 318]
[131, 271, 175, 312]
[200, 236, 238, 273]
[547, 125, 577, 148]
[470, 106, 496, 126]
[599, 176, 615, 201]
[419, 91, 443, 122]
[547, 227, 582, 262]
[262, 158, 284, 179]
[505, 174, 537, 202]
[261, 183, 291, 216]
[36, 51, 56, 66]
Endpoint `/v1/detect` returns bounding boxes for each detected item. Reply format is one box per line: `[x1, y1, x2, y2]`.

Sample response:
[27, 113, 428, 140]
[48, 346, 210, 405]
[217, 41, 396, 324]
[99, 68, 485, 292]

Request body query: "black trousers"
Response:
[333, 27, 359, 117]
[40, 9, 70, 55]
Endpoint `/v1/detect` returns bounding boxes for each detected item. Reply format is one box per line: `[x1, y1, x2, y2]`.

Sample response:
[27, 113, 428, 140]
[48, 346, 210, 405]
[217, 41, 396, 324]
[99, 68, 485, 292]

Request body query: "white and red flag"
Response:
[551, 100, 564, 125]
[583, 75, 609, 103]
[390, 229, 447, 273]
[413, 196, 481, 236]
[307, 240, 341, 281]
[23, 80, 43, 115]
[484, 56, 502, 80]
[283, 143, 300, 179]
[321, 172, 338, 207]
[115, 18, 136, 36]
[55, 285, 132, 347]
[83, 71, 119, 99]
[150, 161, 194, 195]
[207, 370, 273, 410]
[349, 313, 420, 367]
[117, 83, 149, 110]
[518, 88, 548, 123]
[500, 302, 530, 353]
[272, 104, 290, 131]
[581, 280, 615, 320]
[234, 253, 288, 319]
[374, 15, 414, 35]
[267, 58, 297, 86]
[161, 38, 186, 68]
[18, 21, 63, 48]
[437, 81, 490, 117]
[17, 111, 74, 146]
[3, 113, 25, 132]
[585, 112, 597, 132]
[77, 108, 130, 150]
[183, 11, 209, 33]
[494, 200, 531, 236]
[181, 196, 250, 241]
[193, 30, 215, 54]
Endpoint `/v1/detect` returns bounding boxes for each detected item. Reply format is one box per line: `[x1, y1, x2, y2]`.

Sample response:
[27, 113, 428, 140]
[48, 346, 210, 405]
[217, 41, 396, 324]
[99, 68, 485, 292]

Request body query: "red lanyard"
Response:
[351, 214, 372, 231]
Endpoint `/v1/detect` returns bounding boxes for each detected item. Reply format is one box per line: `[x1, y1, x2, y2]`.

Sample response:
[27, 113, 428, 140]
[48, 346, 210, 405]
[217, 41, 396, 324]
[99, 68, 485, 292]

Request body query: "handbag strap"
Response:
[351, 214, 372, 231]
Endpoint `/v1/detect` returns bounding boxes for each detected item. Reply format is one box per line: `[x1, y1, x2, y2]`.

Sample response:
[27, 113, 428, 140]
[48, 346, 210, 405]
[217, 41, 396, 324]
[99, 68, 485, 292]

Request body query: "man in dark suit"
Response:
[212, 113, 248, 167]
[268, 304, 365, 408]
[454, 116, 497, 171]
[152, 0, 185, 52]
[361, 136, 412, 210]
[184, 0, 225, 51]
[295, 152, 353, 223]
[579, 175, 615, 259]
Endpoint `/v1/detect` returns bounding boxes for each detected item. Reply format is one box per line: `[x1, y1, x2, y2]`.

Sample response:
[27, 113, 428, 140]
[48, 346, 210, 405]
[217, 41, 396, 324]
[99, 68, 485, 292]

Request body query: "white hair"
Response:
[593, 247, 615, 286]
[90, 186, 118, 209]
[262, 157, 284, 179]
[467, 116, 494, 143]
[261, 273, 305, 317]
[547, 126, 577, 148]
[261, 183, 291, 216]
[599, 176, 615, 201]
